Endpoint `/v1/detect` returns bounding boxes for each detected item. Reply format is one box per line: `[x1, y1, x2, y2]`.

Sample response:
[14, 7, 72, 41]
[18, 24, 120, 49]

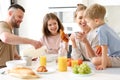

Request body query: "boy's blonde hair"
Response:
[84, 4, 106, 20]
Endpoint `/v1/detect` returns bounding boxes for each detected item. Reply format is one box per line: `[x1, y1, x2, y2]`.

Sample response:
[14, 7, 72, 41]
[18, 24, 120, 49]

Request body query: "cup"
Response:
[71, 60, 78, 68]
[22, 56, 32, 66]
[40, 56, 46, 66]
[58, 56, 67, 72]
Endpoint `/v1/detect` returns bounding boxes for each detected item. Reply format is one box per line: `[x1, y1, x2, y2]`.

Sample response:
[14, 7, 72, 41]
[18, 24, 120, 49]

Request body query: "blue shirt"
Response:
[97, 23, 120, 56]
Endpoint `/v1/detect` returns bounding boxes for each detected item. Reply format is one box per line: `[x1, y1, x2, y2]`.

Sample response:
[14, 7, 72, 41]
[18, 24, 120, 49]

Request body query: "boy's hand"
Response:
[95, 64, 106, 70]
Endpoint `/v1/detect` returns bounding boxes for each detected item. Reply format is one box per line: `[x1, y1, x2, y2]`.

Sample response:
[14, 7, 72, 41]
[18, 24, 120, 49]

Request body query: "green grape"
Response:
[72, 65, 79, 74]
[78, 63, 91, 74]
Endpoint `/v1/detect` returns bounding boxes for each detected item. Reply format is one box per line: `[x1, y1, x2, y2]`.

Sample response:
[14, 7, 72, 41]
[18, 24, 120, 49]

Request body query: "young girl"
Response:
[40, 13, 68, 54]
[84, 3, 120, 70]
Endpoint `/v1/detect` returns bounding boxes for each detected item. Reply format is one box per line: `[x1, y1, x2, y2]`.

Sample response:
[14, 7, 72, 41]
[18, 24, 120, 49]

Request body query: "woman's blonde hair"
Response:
[84, 3, 106, 20]
[74, 3, 87, 19]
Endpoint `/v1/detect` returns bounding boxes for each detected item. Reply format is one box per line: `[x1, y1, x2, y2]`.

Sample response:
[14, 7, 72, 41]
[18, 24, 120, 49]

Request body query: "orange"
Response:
[67, 61, 71, 67]
[95, 45, 102, 55]
[77, 59, 83, 65]
[67, 58, 72, 67]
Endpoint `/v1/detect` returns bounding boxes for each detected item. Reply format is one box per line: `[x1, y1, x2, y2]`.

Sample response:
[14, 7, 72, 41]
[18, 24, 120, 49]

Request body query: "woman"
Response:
[70, 4, 99, 60]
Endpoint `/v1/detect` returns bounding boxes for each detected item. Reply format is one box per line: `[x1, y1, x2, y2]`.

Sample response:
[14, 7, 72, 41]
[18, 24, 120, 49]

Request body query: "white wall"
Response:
[87, 0, 120, 6]
[17, 0, 49, 52]
[17, 0, 83, 53]
[17, 0, 120, 54]
[106, 6, 120, 35]
[0, 0, 10, 20]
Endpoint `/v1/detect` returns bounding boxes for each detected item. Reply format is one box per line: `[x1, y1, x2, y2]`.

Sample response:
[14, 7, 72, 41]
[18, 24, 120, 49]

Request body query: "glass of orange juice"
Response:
[58, 56, 67, 72]
[40, 56, 46, 66]
[71, 60, 78, 68]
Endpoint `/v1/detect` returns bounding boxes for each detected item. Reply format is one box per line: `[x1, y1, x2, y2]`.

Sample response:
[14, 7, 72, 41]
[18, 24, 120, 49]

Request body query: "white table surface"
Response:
[0, 61, 120, 80]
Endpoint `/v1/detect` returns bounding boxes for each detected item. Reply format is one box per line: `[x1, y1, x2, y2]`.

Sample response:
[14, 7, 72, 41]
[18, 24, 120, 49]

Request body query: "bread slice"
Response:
[8, 66, 40, 79]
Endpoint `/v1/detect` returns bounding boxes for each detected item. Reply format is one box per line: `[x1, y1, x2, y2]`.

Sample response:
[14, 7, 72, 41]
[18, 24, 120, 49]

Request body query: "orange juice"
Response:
[71, 60, 78, 68]
[40, 56, 46, 66]
[58, 56, 67, 72]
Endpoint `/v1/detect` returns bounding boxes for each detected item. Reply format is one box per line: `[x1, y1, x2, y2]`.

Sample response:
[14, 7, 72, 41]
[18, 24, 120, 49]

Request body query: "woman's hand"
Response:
[76, 32, 88, 43]
[69, 33, 77, 48]
[69, 33, 75, 42]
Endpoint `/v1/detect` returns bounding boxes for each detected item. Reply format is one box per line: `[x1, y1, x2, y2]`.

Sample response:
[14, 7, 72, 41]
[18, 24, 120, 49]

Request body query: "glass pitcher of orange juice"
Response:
[58, 42, 67, 72]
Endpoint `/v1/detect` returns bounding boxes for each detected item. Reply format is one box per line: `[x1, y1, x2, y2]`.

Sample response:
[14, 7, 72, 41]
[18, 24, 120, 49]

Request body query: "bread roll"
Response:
[60, 29, 69, 42]
[37, 66, 48, 72]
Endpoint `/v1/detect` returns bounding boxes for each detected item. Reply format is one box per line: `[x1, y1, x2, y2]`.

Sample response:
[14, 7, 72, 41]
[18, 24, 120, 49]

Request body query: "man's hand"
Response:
[14, 54, 21, 60]
[32, 41, 43, 49]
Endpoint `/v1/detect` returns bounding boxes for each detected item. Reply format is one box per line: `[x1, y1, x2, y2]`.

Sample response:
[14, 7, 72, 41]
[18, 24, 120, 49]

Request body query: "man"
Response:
[0, 4, 42, 68]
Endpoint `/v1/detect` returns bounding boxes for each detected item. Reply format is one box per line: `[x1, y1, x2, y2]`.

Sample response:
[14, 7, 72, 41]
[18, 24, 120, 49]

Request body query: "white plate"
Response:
[37, 68, 56, 74]
[72, 70, 95, 77]
[6, 60, 26, 69]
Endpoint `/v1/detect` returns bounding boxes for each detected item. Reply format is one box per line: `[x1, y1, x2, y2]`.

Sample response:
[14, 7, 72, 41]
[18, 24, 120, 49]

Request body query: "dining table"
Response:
[0, 61, 120, 80]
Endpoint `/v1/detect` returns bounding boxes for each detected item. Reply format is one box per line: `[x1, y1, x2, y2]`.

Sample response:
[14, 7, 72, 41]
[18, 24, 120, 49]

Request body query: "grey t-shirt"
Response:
[71, 28, 99, 60]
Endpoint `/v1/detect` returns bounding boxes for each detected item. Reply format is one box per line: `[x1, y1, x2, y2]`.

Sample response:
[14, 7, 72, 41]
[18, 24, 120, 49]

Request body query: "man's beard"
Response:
[12, 22, 19, 28]
[11, 16, 20, 28]
[12, 20, 19, 28]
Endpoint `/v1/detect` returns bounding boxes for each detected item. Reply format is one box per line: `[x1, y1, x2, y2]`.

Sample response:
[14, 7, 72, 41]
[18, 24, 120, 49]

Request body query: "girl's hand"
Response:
[60, 29, 69, 42]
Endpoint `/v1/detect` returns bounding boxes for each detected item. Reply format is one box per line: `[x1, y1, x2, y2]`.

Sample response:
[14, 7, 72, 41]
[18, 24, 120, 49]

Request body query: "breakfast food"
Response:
[67, 58, 83, 67]
[8, 66, 39, 79]
[72, 63, 91, 74]
[37, 66, 48, 72]
[60, 29, 69, 42]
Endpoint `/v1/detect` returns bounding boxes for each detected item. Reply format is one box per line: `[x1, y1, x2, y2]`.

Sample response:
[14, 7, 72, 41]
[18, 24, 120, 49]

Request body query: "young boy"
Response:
[84, 3, 120, 70]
